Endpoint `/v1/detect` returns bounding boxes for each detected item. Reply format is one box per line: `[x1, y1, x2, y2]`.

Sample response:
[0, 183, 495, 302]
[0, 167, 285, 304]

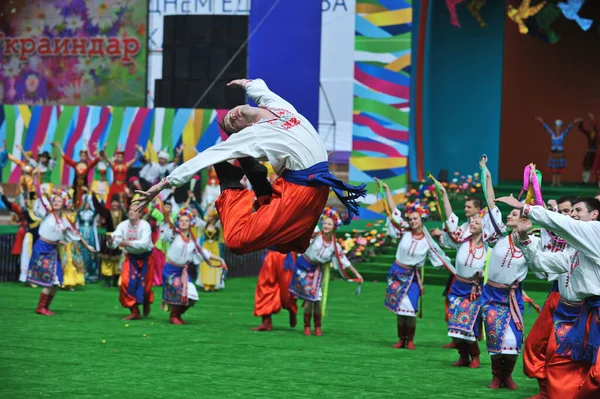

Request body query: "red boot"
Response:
[488, 356, 503, 389]
[393, 324, 406, 349]
[252, 315, 273, 331]
[442, 341, 457, 349]
[525, 379, 548, 399]
[35, 293, 52, 316]
[143, 301, 151, 317]
[468, 341, 481, 368]
[123, 305, 141, 320]
[289, 311, 297, 328]
[303, 313, 312, 336]
[502, 356, 519, 390]
[45, 294, 56, 316]
[169, 305, 186, 325]
[452, 341, 470, 367]
[314, 314, 323, 336]
[405, 324, 416, 350]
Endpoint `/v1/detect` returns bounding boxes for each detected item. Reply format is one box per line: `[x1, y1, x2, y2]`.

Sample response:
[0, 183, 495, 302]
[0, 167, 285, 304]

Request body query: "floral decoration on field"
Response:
[339, 221, 391, 263]
[0, 0, 147, 106]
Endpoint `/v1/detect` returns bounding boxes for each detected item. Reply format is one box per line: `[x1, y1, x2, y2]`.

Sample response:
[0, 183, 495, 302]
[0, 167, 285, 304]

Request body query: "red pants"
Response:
[578, 327, 600, 398]
[544, 325, 589, 399]
[119, 255, 155, 308]
[523, 291, 561, 379]
[216, 178, 329, 255]
[254, 251, 297, 317]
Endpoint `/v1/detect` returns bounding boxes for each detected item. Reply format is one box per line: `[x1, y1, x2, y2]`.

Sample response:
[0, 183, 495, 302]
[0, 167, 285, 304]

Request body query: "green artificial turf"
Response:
[0, 279, 547, 398]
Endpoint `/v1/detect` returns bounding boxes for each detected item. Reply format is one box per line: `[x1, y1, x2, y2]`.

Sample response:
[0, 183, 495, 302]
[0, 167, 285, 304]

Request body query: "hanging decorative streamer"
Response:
[507, 0, 548, 34]
[446, 0, 467, 27]
[534, 2, 562, 43]
[468, 0, 488, 27]
[557, 0, 593, 31]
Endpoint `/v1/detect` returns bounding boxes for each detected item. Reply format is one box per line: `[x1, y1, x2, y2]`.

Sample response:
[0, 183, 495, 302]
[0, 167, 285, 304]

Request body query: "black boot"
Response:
[113, 275, 119, 287]
[214, 162, 244, 191]
[104, 276, 111, 288]
[237, 157, 273, 198]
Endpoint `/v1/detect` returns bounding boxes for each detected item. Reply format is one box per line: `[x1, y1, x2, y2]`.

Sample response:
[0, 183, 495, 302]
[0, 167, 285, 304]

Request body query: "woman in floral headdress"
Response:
[197, 207, 224, 291]
[27, 179, 96, 315]
[61, 190, 86, 290]
[377, 179, 454, 351]
[289, 207, 363, 336]
[160, 207, 226, 324]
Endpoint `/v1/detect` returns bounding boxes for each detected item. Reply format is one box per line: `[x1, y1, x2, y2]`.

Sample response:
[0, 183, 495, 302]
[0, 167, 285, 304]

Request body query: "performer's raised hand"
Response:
[227, 79, 248, 88]
[429, 227, 444, 238]
[132, 181, 166, 213]
[574, 117, 583, 124]
[495, 195, 524, 210]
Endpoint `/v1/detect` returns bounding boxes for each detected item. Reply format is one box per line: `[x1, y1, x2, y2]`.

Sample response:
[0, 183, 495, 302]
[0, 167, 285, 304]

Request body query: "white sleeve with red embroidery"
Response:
[332, 243, 352, 270]
[524, 205, 600, 264]
[386, 209, 407, 238]
[522, 243, 571, 275]
[245, 79, 297, 113]
[165, 129, 263, 187]
[127, 220, 154, 252]
[64, 218, 81, 242]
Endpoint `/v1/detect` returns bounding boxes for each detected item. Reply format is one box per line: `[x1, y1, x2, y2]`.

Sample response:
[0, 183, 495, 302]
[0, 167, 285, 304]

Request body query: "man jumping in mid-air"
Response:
[133, 78, 366, 255]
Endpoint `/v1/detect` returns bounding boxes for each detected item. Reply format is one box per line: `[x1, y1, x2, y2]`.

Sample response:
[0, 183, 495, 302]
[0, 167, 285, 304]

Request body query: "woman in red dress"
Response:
[104, 149, 138, 207]
[53, 142, 100, 208]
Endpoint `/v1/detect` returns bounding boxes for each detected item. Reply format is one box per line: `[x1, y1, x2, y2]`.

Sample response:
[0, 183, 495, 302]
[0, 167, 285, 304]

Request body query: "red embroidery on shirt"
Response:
[257, 107, 301, 130]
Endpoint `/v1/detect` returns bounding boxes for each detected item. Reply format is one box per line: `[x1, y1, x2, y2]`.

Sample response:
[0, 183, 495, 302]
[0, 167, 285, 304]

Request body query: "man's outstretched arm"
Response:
[230, 79, 297, 113]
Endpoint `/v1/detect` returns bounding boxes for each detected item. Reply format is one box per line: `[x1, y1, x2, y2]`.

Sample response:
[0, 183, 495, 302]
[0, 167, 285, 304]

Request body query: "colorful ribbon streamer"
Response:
[428, 173, 447, 223]
[519, 164, 544, 205]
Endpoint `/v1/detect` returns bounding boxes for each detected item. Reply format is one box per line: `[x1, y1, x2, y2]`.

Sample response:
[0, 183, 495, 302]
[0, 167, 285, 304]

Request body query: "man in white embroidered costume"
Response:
[132, 78, 366, 255]
[497, 195, 600, 399]
[107, 207, 155, 320]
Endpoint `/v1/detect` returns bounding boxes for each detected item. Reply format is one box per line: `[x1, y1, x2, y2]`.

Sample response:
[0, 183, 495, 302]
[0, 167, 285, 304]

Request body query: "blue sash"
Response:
[282, 162, 367, 225]
[557, 296, 600, 363]
[126, 252, 151, 305]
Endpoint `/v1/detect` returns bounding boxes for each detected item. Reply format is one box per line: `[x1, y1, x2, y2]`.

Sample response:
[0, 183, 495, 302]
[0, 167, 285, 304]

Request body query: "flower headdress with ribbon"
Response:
[320, 207, 342, 230]
[405, 200, 430, 220]
[51, 188, 70, 208]
[175, 207, 197, 229]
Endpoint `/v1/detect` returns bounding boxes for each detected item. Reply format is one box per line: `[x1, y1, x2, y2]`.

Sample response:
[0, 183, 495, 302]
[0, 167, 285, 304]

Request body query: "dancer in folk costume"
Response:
[27, 182, 95, 315]
[53, 142, 101, 208]
[132, 78, 366, 256]
[430, 177, 483, 349]
[535, 116, 582, 187]
[430, 177, 486, 367]
[107, 207, 155, 320]
[77, 191, 100, 282]
[104, 147, 137, 206]
[91, 161, 110, 204]
[196, 208, 224, 291]
[497, 195, 600, 399]
[91, 193, 126, 287]
[201, 167, 220, 213]
[7, 150, 36, 202]
[376, 179, 454, 350]
[17, 143, 57, 194]
[578, 113, 599, 184]
[289, 207, 363, 336]
[154, 194, 186, 286]
[0, 185, 40, 283]
[61, 197, 86, 290]
[160, 206, 226, 324]
[522, 195, 574, 399]
[478, 156, 541, 390]
[252, 250, 298, 331]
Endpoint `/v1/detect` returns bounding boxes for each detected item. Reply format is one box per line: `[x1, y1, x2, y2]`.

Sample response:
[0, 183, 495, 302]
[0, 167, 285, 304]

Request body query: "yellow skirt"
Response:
[199, 240, 222, 288]
[61, 243, 85, 287]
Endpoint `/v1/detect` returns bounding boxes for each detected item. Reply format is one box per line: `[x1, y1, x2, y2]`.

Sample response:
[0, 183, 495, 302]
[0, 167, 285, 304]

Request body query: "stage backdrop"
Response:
[146, 0, 355, 159]
[0, 0, 148, 107]
[350, 0, 412, 219]
[0, 104, 226, 185]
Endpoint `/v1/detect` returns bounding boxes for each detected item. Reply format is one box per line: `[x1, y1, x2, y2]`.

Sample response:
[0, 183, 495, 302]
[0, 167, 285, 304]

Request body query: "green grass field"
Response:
[0, 278, 548, 398]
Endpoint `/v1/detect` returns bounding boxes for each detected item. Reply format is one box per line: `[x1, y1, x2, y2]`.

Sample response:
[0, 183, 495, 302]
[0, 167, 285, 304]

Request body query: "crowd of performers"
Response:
[5, 77, 600, 397]
[377, 154, 600, 398]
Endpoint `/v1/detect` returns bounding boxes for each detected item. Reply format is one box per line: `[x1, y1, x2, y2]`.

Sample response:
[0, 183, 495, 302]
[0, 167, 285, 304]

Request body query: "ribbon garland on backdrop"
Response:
[445, 0, 488, 28]
[558, 0, 593, 31]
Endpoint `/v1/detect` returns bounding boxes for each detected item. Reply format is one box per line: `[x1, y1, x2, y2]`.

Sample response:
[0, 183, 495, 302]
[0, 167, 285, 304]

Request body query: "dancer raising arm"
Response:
[132, 78, 366, 255]
[376, 178, 454, 351]
[431, 177, 485, 368]
[478, 155, 540, 391]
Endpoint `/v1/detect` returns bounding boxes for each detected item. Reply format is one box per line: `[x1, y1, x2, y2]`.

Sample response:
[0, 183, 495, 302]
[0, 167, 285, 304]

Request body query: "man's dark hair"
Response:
[573, 197, 600, 215]
[557, 196, 577, 206]
[465, 196, 483, 210]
